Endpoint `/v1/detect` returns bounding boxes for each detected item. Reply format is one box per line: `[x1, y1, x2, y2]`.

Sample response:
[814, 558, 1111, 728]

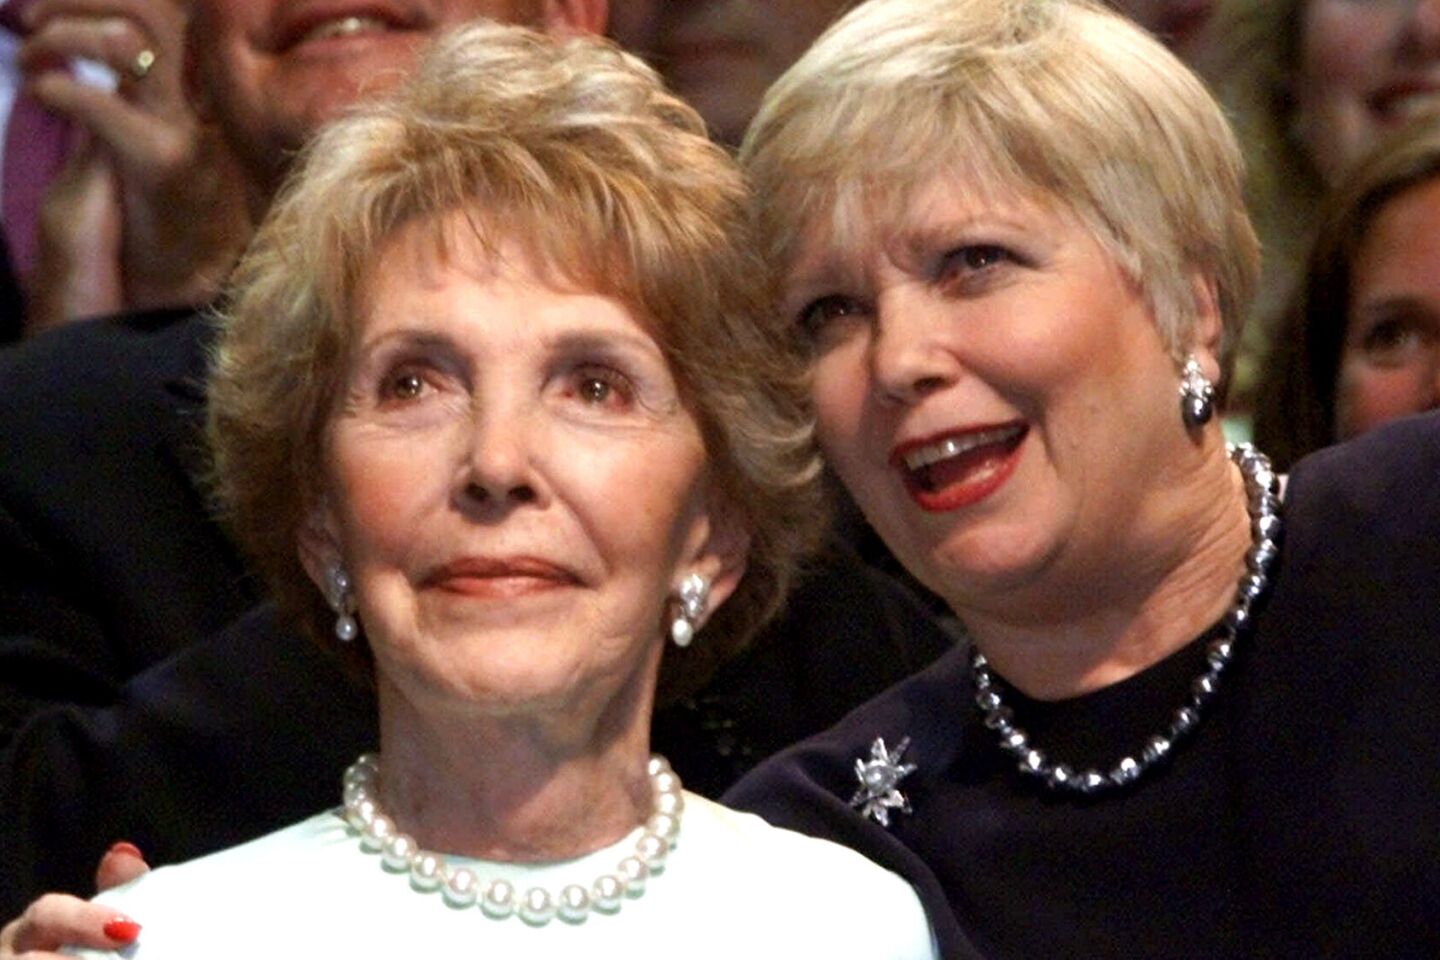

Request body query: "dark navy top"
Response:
[727, 411, 1440, 959]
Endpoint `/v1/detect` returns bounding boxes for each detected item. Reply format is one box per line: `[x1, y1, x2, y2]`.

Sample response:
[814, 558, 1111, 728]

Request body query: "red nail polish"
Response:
[103, 919, 141, 943]
[106, 841, 144, 859]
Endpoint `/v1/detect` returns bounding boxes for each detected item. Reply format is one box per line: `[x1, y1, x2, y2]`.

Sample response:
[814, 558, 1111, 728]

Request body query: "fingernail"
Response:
[106, 840, 144, 859]
[103, 918, 142, 943]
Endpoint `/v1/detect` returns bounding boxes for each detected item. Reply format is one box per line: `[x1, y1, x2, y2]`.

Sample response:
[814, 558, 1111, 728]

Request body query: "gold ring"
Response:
[130, 48, 156, 80]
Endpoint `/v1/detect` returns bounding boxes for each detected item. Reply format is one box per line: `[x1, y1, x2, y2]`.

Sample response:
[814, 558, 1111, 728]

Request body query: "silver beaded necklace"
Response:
[341, 753, 684, 925]
[970, 443, 1281, 796]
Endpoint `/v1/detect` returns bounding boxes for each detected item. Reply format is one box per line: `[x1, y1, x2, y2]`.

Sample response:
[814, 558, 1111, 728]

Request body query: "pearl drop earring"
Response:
[669, 574, 710, 648]
[325, 563, 358, 643]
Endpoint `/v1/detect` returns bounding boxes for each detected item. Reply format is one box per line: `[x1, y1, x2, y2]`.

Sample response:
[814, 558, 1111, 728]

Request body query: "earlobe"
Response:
[1186, 272, 1225, 381]
[681, 496, 753, 621]
[542, 0, 608, 36]
[296, 498, 343, 595]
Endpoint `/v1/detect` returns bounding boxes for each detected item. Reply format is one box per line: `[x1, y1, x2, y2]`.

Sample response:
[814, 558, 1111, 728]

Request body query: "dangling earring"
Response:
[1179, 355, 1216, 429]
[324, 563, 359, 643]
[669, 573, 710, 648]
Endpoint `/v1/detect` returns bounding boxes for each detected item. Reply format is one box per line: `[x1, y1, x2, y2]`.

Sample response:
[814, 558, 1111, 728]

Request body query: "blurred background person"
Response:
[1255, 112, 1440, 469]
[1212, 0, 1440, 413]
[0, 0, 249, 337]
[607, 0, 856, 147]
[1109, 0, 1220, 66]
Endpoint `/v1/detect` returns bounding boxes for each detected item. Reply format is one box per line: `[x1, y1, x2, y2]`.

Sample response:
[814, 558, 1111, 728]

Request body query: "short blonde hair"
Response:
[208, 21, 824, 699]
[742, 0, 1259, 389]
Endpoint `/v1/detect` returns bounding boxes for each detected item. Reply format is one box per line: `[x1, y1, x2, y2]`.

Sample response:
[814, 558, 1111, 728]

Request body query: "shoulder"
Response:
[0, 308, 209, 437]
[678, 794, 937, 957]
[67, 812, 350, 959]
[685, 791, 908, 881]
[720, 648, 973, 954]
[1274, 412, 1440, 595]
[1284, 411, 1440, 534]
[85, 811, 347, 915]
[0, 307, 208, 382]
[0, 308, 212, 518]
[724, 644, 971, 830]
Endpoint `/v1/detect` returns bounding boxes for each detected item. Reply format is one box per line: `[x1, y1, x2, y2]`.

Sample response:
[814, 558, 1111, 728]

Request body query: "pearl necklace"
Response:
[971, 443, 1281, 796]
[341, 753, 684, 925]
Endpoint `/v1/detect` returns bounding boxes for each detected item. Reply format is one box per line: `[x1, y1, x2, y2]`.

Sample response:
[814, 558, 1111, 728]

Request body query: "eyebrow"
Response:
[538, 326, 667, 359]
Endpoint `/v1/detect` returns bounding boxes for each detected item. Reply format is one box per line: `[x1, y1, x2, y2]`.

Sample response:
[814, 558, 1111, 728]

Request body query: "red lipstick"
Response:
[890, 422, 1027, 513]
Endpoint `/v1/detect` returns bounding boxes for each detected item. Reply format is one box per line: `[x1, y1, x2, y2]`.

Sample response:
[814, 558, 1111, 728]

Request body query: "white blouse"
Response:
[67, 792, 936, 959]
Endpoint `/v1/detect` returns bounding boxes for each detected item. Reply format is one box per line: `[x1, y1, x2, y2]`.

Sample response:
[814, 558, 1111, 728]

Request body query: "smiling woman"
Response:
[54, 20, 936, 959]
[725, 1, 1440, 957]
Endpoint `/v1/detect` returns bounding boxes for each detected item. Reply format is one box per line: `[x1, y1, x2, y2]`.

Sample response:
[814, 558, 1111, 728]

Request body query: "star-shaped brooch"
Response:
[849, 736, 917, 827]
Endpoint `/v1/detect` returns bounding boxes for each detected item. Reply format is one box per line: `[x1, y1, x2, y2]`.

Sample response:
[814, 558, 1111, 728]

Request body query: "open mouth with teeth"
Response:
[278, 10, 419, 53]
[892, 423, 1028, 512]
[307, 15, 390, 42]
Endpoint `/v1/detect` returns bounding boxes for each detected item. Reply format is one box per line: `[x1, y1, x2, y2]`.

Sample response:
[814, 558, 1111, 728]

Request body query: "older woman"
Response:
[725, 0, 1440, 956]
[1255, 113, 1440, 470]
[38, 21, 935, 959]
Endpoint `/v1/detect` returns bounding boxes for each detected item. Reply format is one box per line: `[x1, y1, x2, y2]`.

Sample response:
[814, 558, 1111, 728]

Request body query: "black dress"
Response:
[726, 411, 1440, 959]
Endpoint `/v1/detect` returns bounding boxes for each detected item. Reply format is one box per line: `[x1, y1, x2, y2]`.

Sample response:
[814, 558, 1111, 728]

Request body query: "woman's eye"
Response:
[941, 244, 1013, 279]
[571, 367, 634, 410]
[379, 368, 429, 402]
[1359, 316, 1436, 365]
[798, 295, 867, 336]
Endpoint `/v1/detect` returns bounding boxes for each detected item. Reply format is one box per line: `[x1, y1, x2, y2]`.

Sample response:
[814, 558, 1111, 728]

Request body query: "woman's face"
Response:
[787, 176, 1207, 611]
[1335, 176, 1440, 438]
[1295, 0, 1440, 184]
[312, 213, 731, 720]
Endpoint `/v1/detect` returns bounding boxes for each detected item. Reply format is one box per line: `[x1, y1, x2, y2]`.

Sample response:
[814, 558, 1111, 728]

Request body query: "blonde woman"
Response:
[726, 1, 1440, 956]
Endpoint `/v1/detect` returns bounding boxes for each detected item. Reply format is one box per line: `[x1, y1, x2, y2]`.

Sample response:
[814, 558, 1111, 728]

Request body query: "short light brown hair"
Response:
[742, 0, 1259, 390]
[207, 21, 825, 699]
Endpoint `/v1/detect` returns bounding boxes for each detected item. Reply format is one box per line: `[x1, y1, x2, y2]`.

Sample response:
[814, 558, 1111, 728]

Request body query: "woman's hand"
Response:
[0, 842, 148, 958]
[17, 0, 251, 328]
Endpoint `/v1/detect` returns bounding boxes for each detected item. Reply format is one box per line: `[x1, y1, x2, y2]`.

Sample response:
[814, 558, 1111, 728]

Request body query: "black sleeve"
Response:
[0, 497, 133, 748]
[0, 232, 22, 345]
[0, 603, 377, 920]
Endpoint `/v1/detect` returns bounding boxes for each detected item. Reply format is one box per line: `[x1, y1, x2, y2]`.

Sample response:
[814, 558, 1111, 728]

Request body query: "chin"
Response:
[912, 517, 1064, 606]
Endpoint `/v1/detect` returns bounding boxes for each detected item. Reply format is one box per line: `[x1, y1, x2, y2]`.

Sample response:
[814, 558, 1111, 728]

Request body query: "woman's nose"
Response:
[869, 288, 961, 406]
[460, 403, 540, 508]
